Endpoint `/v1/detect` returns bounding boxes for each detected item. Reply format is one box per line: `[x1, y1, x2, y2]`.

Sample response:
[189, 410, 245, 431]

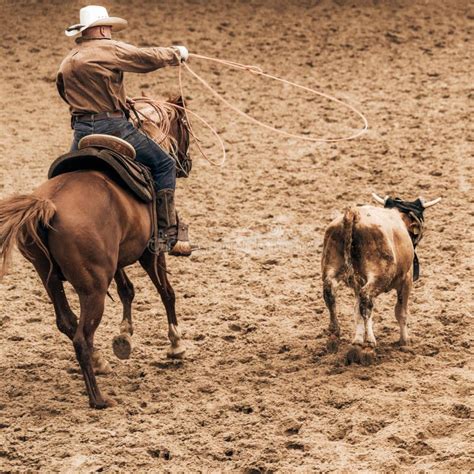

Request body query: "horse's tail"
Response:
[343, 207, 359, 288]
[0, 194, 56, 279]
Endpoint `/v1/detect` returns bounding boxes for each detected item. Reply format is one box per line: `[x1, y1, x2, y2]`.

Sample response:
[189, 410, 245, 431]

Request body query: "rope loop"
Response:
[173, 52, 369, 167]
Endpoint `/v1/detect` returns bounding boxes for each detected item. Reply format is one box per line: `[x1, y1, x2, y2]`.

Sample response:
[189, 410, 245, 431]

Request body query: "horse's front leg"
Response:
[139, 250, 186, 359]
[112, 269, 135, 360]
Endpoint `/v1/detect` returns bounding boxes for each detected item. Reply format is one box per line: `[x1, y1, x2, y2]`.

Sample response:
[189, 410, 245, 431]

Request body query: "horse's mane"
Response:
[129, 95, 184, 153]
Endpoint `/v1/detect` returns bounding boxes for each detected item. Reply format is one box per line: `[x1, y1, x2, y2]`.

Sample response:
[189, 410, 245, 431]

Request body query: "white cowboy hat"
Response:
[65, 5, 127, 37]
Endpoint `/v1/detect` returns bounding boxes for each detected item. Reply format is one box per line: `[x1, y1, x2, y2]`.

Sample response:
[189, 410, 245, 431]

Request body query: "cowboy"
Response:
[56, 5, 191, 256]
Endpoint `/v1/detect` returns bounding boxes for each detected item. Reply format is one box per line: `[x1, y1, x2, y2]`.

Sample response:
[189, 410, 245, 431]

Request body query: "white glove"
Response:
[174, 45, 189, 62]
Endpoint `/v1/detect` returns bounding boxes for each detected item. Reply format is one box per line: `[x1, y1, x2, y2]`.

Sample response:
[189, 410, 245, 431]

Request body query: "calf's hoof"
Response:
[167, 344, 186, 359]
[326, 335, 340, 353]
[360, 347, 376, 366]
[397, 338, 410, 347]
[113, 334, 133, 360]
[345, 345, 362, 365]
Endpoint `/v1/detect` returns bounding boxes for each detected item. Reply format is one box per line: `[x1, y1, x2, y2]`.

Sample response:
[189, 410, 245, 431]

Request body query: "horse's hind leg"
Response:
[28, 245, 110, 379]
[139, 251, 185, 359]
[74, 289, 114, 408]
[26, 246, 77, 340]
[112, 269, 135, 360]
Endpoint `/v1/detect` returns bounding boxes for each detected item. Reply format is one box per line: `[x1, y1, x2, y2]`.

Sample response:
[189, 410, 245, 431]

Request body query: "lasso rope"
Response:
[134, 53, 369, 168]
[166, 96, 227, 168]
[184, 53, 368, 144]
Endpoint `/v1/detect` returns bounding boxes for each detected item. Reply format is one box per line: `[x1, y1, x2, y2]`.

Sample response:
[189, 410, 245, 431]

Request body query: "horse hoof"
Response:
[360, 347, 376, 366]
[94, 360, 112, 375]
[326, 335, 340, 353]
[345, 345, 362, 365]
[113, 334, 132, 360]
[167, 344, 186, 359]
[90, 396, 117, 410]
[92, 350, 112, 375]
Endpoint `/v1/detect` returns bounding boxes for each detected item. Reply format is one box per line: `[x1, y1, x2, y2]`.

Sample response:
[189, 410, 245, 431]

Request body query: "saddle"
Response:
[48, 135, 154, 203]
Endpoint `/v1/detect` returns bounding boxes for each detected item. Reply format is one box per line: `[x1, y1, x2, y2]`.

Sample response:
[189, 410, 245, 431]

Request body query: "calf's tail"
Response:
[343, 207, 359, 287]
[0, 194, 56, 279]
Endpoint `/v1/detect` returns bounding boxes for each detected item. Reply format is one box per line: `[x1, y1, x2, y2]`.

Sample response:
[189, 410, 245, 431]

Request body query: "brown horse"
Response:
[0, 96, 190, 409]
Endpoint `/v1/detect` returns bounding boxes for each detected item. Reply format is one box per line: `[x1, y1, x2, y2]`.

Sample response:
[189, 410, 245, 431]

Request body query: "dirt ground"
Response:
[0, 0, 473, 472]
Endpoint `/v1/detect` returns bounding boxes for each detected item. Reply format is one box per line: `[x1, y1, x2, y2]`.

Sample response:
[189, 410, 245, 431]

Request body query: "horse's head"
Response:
[167, 95, 192, 178]
[129, 95, 192, 178]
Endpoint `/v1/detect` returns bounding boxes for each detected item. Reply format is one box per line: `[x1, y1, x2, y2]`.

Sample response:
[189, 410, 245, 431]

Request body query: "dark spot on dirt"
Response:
[235, 404, 253, 414]
[406, 440, 436, 456]
[147, 448, 171, 460]
[150, 360, 184, 370]
[286, 441, 305, 451]
[450, 404, 471, 419]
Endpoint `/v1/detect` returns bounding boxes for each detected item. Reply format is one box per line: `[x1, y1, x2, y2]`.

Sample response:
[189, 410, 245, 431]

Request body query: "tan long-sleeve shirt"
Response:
[56, 37, 180, 115]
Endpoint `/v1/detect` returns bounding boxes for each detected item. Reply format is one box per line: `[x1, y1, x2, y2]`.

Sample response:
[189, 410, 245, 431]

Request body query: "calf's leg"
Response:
[346, 299, 364, 365]
[395, 275, 411, 346]
[346, 281, 378, 366]
[323, 275, 341, 353]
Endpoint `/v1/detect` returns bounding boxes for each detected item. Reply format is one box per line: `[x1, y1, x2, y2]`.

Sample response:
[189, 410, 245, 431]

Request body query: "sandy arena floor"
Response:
[0, 0, 473, 471]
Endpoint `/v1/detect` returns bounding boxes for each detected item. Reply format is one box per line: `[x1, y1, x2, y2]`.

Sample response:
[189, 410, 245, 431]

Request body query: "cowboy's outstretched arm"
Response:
[114, 42, 186, 73]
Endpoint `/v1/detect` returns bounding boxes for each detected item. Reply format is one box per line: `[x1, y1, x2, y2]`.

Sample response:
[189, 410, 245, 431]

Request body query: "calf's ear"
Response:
[408, 221, 422, 235]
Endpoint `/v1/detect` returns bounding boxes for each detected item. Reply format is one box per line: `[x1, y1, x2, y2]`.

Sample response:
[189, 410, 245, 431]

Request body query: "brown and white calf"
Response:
[321, 193, 441, 365]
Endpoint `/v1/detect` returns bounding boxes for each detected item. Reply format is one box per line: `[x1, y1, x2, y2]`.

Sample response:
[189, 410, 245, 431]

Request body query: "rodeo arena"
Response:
[0, 0, 472, 472]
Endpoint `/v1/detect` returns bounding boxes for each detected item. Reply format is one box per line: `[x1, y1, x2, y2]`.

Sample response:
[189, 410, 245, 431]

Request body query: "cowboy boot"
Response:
[155, 189, 192, 257]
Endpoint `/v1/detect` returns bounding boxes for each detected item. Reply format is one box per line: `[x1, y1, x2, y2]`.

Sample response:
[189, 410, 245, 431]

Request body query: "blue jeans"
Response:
[71, 117, 176, 191]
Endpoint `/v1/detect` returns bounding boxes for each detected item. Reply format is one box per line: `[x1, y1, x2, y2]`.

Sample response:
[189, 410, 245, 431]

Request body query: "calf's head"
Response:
[371, 193, 441, 246]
